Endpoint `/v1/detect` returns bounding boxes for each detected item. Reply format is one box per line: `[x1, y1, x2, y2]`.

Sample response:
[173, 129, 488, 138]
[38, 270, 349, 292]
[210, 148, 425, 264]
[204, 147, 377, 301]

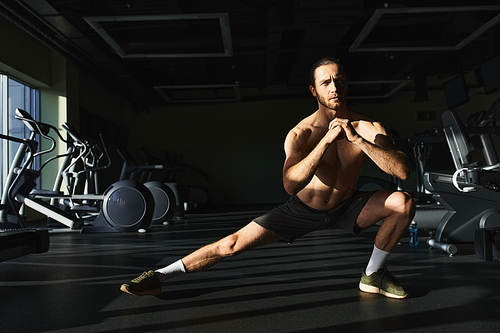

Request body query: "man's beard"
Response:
[317, 94, 344, 110]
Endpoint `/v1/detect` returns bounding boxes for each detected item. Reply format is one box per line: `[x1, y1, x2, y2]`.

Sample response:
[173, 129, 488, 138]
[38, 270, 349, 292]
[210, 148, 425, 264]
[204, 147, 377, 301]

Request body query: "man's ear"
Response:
[309, 85, 316, 97]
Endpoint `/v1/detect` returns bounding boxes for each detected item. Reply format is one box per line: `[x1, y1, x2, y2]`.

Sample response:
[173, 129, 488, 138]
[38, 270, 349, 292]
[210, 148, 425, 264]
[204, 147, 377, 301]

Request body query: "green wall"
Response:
[126, 99, 317, 205]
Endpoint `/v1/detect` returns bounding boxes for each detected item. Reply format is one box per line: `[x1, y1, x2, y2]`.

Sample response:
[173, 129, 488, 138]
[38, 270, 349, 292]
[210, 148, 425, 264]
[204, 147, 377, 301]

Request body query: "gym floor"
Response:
[1, 209, 499, 333]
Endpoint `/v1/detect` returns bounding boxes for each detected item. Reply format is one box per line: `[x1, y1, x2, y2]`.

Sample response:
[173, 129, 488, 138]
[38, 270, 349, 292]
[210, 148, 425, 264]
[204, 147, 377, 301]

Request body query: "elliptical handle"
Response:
[15, 109, 50, 136]
[62, 122, 85, 144]
[76, 133, 112, 175]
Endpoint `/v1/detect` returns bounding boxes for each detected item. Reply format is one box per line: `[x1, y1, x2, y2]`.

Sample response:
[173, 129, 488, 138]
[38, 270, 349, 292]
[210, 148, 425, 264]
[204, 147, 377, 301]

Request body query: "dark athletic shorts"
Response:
[253, 191, 377, 244]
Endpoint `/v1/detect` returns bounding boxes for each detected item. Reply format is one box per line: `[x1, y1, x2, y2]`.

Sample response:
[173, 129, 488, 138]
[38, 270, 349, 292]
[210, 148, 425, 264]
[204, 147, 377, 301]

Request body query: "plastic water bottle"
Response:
[409, 221, 418, 246]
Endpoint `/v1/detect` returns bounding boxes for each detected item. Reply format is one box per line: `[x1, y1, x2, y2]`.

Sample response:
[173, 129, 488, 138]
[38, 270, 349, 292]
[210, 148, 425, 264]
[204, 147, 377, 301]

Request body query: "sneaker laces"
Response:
[130, 271, 160, 288]
[381, 267, 401, 285]
[132, 271, 153, 282]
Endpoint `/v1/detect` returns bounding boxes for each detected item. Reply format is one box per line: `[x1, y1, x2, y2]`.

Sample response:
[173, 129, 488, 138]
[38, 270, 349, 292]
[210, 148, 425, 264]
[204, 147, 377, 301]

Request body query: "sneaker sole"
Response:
[359, 282, 408, 299]
[120, 284, 161, 296]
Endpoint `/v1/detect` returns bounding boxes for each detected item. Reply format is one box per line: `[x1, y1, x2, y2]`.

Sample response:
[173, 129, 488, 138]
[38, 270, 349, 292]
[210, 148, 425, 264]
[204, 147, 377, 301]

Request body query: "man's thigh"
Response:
[232, 221, 284, 251]
[355, 189, 396, 229]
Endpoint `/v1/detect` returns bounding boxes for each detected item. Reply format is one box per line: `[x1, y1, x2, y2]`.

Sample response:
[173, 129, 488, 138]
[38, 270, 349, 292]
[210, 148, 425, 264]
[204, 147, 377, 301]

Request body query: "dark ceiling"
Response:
[2, 0, 500, 112]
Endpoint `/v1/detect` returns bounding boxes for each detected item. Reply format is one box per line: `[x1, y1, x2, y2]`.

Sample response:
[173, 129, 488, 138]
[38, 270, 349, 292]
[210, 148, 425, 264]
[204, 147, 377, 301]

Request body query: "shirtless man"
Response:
[121, 57, 415, 299]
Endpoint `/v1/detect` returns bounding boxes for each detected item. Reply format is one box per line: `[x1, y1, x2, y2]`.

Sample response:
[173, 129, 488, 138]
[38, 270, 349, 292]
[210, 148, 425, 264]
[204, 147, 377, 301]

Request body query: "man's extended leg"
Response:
[181, 221, 282, 272]
[355, 190, 415, 299]
[120, 222, 282, 296]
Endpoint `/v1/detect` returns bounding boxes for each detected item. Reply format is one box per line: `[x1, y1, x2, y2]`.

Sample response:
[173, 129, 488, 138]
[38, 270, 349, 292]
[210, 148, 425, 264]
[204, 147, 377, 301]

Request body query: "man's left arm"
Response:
[336, 119, 411, 180]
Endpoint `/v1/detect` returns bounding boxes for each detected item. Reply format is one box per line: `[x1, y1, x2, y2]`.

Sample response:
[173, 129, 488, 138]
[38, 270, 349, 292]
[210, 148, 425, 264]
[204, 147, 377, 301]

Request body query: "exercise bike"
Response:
[424, 110, 500, 254]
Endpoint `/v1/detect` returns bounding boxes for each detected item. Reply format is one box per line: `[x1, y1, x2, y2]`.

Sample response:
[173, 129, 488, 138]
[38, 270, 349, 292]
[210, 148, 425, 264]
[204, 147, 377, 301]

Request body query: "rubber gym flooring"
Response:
[1, 209, 499, 333]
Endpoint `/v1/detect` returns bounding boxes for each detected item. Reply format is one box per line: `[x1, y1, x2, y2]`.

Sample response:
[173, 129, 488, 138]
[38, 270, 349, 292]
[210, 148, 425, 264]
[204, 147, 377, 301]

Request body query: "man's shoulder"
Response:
[286, 113, 321, 147]
[288, 123, 312, 142]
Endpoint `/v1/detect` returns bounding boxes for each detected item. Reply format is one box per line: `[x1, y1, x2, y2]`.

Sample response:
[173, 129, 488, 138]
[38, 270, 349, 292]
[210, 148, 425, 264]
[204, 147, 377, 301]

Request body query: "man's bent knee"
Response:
[218, 234, 242, 257]
[217, 222, 280, 257]
[388, 191, 415, 216]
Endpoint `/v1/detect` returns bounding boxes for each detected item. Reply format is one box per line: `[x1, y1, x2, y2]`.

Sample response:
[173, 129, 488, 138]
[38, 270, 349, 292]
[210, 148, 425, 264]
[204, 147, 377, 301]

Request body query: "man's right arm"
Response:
[282, 126, 339, 196]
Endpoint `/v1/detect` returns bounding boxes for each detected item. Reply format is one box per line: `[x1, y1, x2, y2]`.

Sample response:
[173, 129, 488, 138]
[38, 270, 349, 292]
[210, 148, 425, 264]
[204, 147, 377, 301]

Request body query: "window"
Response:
[0, 74, 40, 196]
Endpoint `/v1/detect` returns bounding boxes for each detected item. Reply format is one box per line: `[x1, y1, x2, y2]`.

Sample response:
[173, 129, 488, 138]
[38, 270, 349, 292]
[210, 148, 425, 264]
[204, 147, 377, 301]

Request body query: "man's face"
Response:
[310, 63, 348, 111]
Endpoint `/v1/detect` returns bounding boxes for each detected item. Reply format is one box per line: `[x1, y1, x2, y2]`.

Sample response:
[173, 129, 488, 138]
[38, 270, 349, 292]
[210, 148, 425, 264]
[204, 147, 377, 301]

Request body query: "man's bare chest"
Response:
[325, 140, 364, 167]
[302, 133, 365, 168]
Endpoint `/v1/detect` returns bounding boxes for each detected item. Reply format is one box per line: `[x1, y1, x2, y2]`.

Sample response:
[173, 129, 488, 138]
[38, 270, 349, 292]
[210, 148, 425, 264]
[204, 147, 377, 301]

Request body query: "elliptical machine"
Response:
[13, 109, 155, 233]
[0, 110, 82, 229]
[0, 129, 50, 261]
[57, 122, 175, 228]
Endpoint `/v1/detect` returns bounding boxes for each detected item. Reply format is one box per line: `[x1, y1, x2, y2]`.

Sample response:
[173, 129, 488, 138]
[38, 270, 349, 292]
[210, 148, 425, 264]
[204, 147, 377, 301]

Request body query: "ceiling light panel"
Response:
[84, 13, 233, 58]
[349, 6, 500, 52]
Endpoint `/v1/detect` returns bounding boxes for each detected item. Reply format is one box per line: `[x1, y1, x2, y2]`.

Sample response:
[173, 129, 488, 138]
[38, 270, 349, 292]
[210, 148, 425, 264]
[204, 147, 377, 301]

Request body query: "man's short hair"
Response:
[309, 57, 347, 87]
